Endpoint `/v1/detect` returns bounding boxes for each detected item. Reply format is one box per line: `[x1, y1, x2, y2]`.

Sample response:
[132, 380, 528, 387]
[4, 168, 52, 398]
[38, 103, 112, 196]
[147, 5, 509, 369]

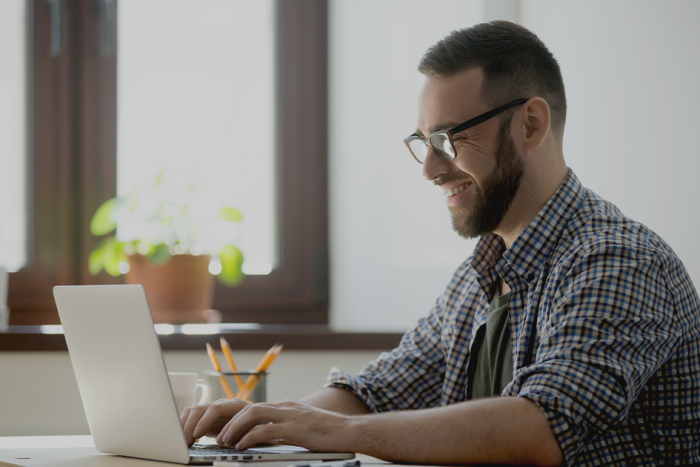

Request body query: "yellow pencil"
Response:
[219, 337, 245, 391]
[206, 342, 235, 399]
[235, 345, 277, 400]
[236, 344, 283, 400]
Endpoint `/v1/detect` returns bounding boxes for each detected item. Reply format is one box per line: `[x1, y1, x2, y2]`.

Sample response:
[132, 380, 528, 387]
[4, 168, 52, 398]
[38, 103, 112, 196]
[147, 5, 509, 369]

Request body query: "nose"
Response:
[422, 147, 451, 181]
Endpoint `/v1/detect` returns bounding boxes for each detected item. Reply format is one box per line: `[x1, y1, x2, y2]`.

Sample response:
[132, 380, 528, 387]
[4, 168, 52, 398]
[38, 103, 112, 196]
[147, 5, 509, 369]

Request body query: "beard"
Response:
[439, 117, 524, 239]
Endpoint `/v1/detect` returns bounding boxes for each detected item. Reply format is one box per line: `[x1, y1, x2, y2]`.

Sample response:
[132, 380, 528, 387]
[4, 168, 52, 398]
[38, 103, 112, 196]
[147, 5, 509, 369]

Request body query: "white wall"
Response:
[329, 0, 700, 332]
[328, 0, 485, 333]
[0, 350, 379, 436]
[520, 0, 700, 288]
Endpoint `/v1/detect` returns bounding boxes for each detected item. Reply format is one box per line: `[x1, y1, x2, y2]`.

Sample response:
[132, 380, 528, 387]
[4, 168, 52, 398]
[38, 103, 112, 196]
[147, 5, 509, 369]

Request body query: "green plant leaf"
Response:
[88, 240, 107, 275]
[90, 198, 118, 236]
[217, 207, 243, 223]
[128, 191, 139, 212]
[152, 169, 165, 191]
[102, 238, 126, 276]
[148, 243, 171, 265]
[218, 244, 244, 286]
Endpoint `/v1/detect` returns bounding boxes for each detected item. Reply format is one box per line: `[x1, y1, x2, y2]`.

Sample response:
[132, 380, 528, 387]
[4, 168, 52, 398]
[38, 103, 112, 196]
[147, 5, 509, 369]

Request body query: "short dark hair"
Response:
[418, 21, 567, 137]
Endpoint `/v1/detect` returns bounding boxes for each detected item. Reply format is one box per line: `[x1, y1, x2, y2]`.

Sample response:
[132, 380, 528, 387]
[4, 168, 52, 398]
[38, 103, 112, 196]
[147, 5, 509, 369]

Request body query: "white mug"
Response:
[168, 372, 211, 416]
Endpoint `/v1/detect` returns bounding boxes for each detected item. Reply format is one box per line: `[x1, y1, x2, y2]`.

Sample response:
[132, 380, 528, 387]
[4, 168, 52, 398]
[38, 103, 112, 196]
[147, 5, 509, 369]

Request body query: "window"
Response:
[117, 0, 278, 274]
[0, 0, 27, 273]
[7, 0, 329, 326]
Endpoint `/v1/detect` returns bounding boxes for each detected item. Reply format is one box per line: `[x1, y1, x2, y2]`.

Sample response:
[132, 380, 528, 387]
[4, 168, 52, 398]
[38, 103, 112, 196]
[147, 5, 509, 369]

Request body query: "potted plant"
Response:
[88, 171, 245, 323]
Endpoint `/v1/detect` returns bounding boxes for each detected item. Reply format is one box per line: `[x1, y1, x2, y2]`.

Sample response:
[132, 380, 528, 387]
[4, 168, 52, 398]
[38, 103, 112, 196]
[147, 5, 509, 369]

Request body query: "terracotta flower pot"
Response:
[125, 253, 214, 324]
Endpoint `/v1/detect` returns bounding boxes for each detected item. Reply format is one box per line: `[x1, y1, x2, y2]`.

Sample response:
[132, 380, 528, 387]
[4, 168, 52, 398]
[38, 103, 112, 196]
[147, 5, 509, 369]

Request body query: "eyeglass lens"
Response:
[431, 133, 455, 160]
[407, 133, 455, 163]
[407, 139, 428, 163]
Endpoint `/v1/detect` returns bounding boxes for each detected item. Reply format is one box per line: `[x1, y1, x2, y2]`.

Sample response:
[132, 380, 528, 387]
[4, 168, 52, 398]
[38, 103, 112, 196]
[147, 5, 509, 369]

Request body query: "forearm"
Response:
[300, 387, 371, 415]
[343, 396, 562, 466]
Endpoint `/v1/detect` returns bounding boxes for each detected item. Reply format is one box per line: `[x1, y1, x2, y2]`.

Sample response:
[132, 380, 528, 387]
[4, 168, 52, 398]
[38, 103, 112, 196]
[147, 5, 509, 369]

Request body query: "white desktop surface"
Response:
[0, 435, 157, 467]
[0, 436, 95, 449]
[0, 437, 386, 467]
[0, 440, 146, 467]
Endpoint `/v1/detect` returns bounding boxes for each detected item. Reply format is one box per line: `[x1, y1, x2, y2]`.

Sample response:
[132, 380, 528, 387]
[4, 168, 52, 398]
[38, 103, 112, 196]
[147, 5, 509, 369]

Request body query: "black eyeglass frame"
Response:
[403, 98, 529, 164]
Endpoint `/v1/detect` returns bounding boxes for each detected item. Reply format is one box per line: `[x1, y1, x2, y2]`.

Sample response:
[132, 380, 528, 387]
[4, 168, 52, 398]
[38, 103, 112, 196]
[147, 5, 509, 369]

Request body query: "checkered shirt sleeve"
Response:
[504, 237, 684, 464]
[325, 291, 450, 412]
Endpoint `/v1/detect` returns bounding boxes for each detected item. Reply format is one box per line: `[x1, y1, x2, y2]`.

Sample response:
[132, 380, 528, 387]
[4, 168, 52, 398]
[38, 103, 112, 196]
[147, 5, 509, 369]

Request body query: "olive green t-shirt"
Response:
[466, 283, 513, 400]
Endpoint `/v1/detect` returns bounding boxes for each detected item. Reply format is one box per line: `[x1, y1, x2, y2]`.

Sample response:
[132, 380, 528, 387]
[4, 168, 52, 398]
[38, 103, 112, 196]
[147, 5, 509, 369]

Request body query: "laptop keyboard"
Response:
[189, 443, 281, 459]
[190, 444, 245, 455]
[191, 447, 243, 454]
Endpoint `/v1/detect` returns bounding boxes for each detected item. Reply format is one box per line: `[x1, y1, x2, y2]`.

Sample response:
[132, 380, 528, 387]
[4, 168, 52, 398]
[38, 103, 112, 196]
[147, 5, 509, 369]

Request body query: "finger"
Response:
[236, 423, 288, 451]
[216, 403, 264, 445]
[182, 404, 212, 446]
[192, 399, 250, 440]
[180, 406, 192, 427]
[218, 404, 288, 446]
[185, 399, 246, 443]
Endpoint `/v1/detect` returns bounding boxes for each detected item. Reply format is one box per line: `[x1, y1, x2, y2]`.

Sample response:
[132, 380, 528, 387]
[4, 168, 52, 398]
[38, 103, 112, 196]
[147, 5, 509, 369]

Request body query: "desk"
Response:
[0, 437, 387, 467]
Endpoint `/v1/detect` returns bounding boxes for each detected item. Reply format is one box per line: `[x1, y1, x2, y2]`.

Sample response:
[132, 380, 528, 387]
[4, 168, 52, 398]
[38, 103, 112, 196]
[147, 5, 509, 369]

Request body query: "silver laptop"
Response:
[54, 284, 355, 464]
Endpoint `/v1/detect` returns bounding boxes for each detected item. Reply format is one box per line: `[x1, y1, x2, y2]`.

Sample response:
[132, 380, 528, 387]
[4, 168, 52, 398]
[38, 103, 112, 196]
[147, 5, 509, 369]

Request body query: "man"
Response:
[181, 21, 700, 466]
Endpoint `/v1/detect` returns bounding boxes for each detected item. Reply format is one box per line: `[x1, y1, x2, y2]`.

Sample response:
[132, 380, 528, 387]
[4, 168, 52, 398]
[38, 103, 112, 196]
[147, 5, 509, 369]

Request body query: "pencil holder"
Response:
[204, 370, 267, 403]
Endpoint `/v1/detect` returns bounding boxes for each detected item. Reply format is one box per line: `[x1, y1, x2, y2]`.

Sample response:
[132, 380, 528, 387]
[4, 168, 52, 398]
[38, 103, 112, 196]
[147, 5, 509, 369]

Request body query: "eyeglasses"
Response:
[403, 98, 528, 164]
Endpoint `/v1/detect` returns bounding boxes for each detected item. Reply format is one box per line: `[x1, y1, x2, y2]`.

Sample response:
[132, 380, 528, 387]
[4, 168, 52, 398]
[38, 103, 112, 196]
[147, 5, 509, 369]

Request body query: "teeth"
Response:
[445, 184, 468, 197]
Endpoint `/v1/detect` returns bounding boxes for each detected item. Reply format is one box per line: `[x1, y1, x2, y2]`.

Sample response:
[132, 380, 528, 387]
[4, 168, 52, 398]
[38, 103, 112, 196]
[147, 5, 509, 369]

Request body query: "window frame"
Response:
[8, 0, 329, 326]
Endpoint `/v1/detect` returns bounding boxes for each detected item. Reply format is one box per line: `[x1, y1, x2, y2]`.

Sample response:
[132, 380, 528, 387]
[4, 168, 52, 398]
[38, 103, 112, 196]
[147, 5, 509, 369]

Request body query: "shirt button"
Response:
[525, 273, 535, 281]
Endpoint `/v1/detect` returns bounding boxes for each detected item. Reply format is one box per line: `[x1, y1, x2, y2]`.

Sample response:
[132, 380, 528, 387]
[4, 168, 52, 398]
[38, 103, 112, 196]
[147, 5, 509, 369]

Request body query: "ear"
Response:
[516, 97, 550, 151]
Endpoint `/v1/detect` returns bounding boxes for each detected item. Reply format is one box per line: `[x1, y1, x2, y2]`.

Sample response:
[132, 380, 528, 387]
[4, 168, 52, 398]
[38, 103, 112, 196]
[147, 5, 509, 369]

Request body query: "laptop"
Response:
[53, 284, 355, 464]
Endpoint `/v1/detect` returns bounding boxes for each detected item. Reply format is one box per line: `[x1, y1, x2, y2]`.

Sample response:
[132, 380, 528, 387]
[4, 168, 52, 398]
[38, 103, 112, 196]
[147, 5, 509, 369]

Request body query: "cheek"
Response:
[453, 141, 498, 183]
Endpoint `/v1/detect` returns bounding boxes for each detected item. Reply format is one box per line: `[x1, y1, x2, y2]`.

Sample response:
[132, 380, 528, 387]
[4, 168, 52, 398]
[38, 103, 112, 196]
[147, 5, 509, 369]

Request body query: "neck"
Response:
[495, 156, 568, 249]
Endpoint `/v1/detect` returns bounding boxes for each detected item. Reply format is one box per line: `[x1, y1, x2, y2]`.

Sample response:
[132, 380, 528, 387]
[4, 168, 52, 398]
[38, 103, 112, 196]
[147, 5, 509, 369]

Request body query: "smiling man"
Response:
[181, 21, 700, 466]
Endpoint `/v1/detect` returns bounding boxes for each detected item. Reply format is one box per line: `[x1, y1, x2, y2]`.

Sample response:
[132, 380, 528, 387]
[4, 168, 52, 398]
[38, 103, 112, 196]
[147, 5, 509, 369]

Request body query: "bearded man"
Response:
[181, 21, 700, 467]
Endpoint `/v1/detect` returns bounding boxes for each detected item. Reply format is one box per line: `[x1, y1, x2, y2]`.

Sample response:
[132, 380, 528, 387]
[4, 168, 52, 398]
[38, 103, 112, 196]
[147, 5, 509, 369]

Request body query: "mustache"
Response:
[433, 171, 474, 188]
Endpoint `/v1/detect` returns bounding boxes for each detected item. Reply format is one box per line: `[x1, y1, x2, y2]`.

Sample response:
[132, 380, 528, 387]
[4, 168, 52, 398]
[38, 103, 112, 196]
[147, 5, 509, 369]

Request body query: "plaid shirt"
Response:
[326, 169, 700, 466]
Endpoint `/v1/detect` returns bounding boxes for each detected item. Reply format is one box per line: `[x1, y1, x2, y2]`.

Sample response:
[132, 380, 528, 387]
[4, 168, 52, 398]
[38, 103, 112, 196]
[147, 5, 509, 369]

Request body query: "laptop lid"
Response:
[54, 284, 191, 464]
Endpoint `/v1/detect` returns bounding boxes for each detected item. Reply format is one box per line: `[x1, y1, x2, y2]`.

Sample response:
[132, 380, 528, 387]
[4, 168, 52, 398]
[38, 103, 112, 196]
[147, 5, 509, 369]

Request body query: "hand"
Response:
[216, 399, 353, 452]
[181, 398, 252, 446]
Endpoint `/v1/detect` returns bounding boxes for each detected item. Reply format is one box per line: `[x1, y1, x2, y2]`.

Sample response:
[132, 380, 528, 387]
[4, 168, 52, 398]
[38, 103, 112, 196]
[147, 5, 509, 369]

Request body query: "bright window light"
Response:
[0, 0, 27, 272]
[154, 324, 175, 335]
[117, 0, 278, 273]
[242, 262, 273, 275]
[181, 324, 220, 335]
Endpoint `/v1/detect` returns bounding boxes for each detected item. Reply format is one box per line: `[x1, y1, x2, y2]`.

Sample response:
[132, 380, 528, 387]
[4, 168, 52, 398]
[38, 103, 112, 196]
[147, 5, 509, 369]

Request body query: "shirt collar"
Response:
[472, 168, 585, 290]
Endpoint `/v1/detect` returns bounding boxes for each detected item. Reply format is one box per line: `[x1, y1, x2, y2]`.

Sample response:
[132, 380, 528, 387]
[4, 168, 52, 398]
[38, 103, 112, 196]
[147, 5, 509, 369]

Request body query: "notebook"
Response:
[53, 284, 355, 464]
